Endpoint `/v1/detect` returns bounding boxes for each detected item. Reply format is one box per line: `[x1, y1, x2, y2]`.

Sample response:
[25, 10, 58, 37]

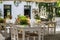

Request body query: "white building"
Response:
[0, 1, 39, 24]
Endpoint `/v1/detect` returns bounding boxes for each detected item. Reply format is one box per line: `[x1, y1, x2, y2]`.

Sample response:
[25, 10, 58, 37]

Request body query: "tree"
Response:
[57, 0, 60, 7]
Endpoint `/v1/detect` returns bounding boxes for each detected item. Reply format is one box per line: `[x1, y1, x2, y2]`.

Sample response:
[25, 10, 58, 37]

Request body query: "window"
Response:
[4, 5, 12, 19]
[24, 5, 31, 19]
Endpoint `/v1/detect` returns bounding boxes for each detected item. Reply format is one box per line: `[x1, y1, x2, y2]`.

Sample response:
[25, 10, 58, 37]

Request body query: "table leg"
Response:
[38, 30, 41, 40]
[33, 36, 35, 40]
[54, 27, 56, 34]
[27, 37, 29, 40]
[22, 31, 25, 40]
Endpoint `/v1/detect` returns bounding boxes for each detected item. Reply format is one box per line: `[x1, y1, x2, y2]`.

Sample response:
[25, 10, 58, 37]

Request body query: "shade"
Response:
[44, 0, 57, 3]
[0, 0, 2, 1]
[25, 0, 44, 2]
[0, 0, 57, 2]
[0, 0, 13, 1]
[25, 0, 57, 2]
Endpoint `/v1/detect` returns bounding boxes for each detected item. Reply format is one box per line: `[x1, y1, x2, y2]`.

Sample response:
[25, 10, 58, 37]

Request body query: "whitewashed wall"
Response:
[0, 1, 38, 23]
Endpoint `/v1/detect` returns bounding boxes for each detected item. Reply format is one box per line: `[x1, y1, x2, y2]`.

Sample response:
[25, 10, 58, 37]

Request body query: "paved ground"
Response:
[0, 33, 5, 40]
[44, 17, 60, 40]
[0, 30, 11, 40]
[44, 34, 60, 40]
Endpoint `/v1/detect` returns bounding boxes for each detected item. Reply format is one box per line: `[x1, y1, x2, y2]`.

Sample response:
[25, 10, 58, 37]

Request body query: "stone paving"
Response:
[0, 33, 5, 40]
[44, 17, 60, 40]
[44, 34, 60, 40]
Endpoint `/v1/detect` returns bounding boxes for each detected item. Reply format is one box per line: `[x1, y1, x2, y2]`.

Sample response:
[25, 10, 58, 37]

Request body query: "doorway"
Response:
[24, 5, 31, 19]
[4, 5, 11, 19]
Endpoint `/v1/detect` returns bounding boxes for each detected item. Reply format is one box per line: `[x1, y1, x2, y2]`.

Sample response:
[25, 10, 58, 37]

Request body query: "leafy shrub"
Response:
[18, 15, 28, 25]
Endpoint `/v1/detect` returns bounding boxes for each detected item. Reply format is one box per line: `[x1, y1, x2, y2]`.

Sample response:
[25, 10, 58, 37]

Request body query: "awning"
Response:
[44, 0, 57, 3]
[25, 0, 44, 2]
[0, 0, 57, 2]
[25, 0, 57, 2]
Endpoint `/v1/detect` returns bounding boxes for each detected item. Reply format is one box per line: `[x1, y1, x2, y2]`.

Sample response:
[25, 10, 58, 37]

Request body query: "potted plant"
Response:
[35, 14, 40, 20]
[19, 15, 28, 25]
[16, 15, 29, 27]
[34, 14, 41, 23]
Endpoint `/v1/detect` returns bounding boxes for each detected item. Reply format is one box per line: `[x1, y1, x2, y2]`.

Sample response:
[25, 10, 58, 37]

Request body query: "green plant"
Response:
[35, 14, 40, 20]
[0, 18, 4, 23]
[48, 13, 53, 21]
[56, 0, 60, 7]
[18, 15, 28, 25]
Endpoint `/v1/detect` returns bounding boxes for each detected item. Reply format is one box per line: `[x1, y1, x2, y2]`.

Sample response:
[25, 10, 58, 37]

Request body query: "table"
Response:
[11, 25, 49, 40]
